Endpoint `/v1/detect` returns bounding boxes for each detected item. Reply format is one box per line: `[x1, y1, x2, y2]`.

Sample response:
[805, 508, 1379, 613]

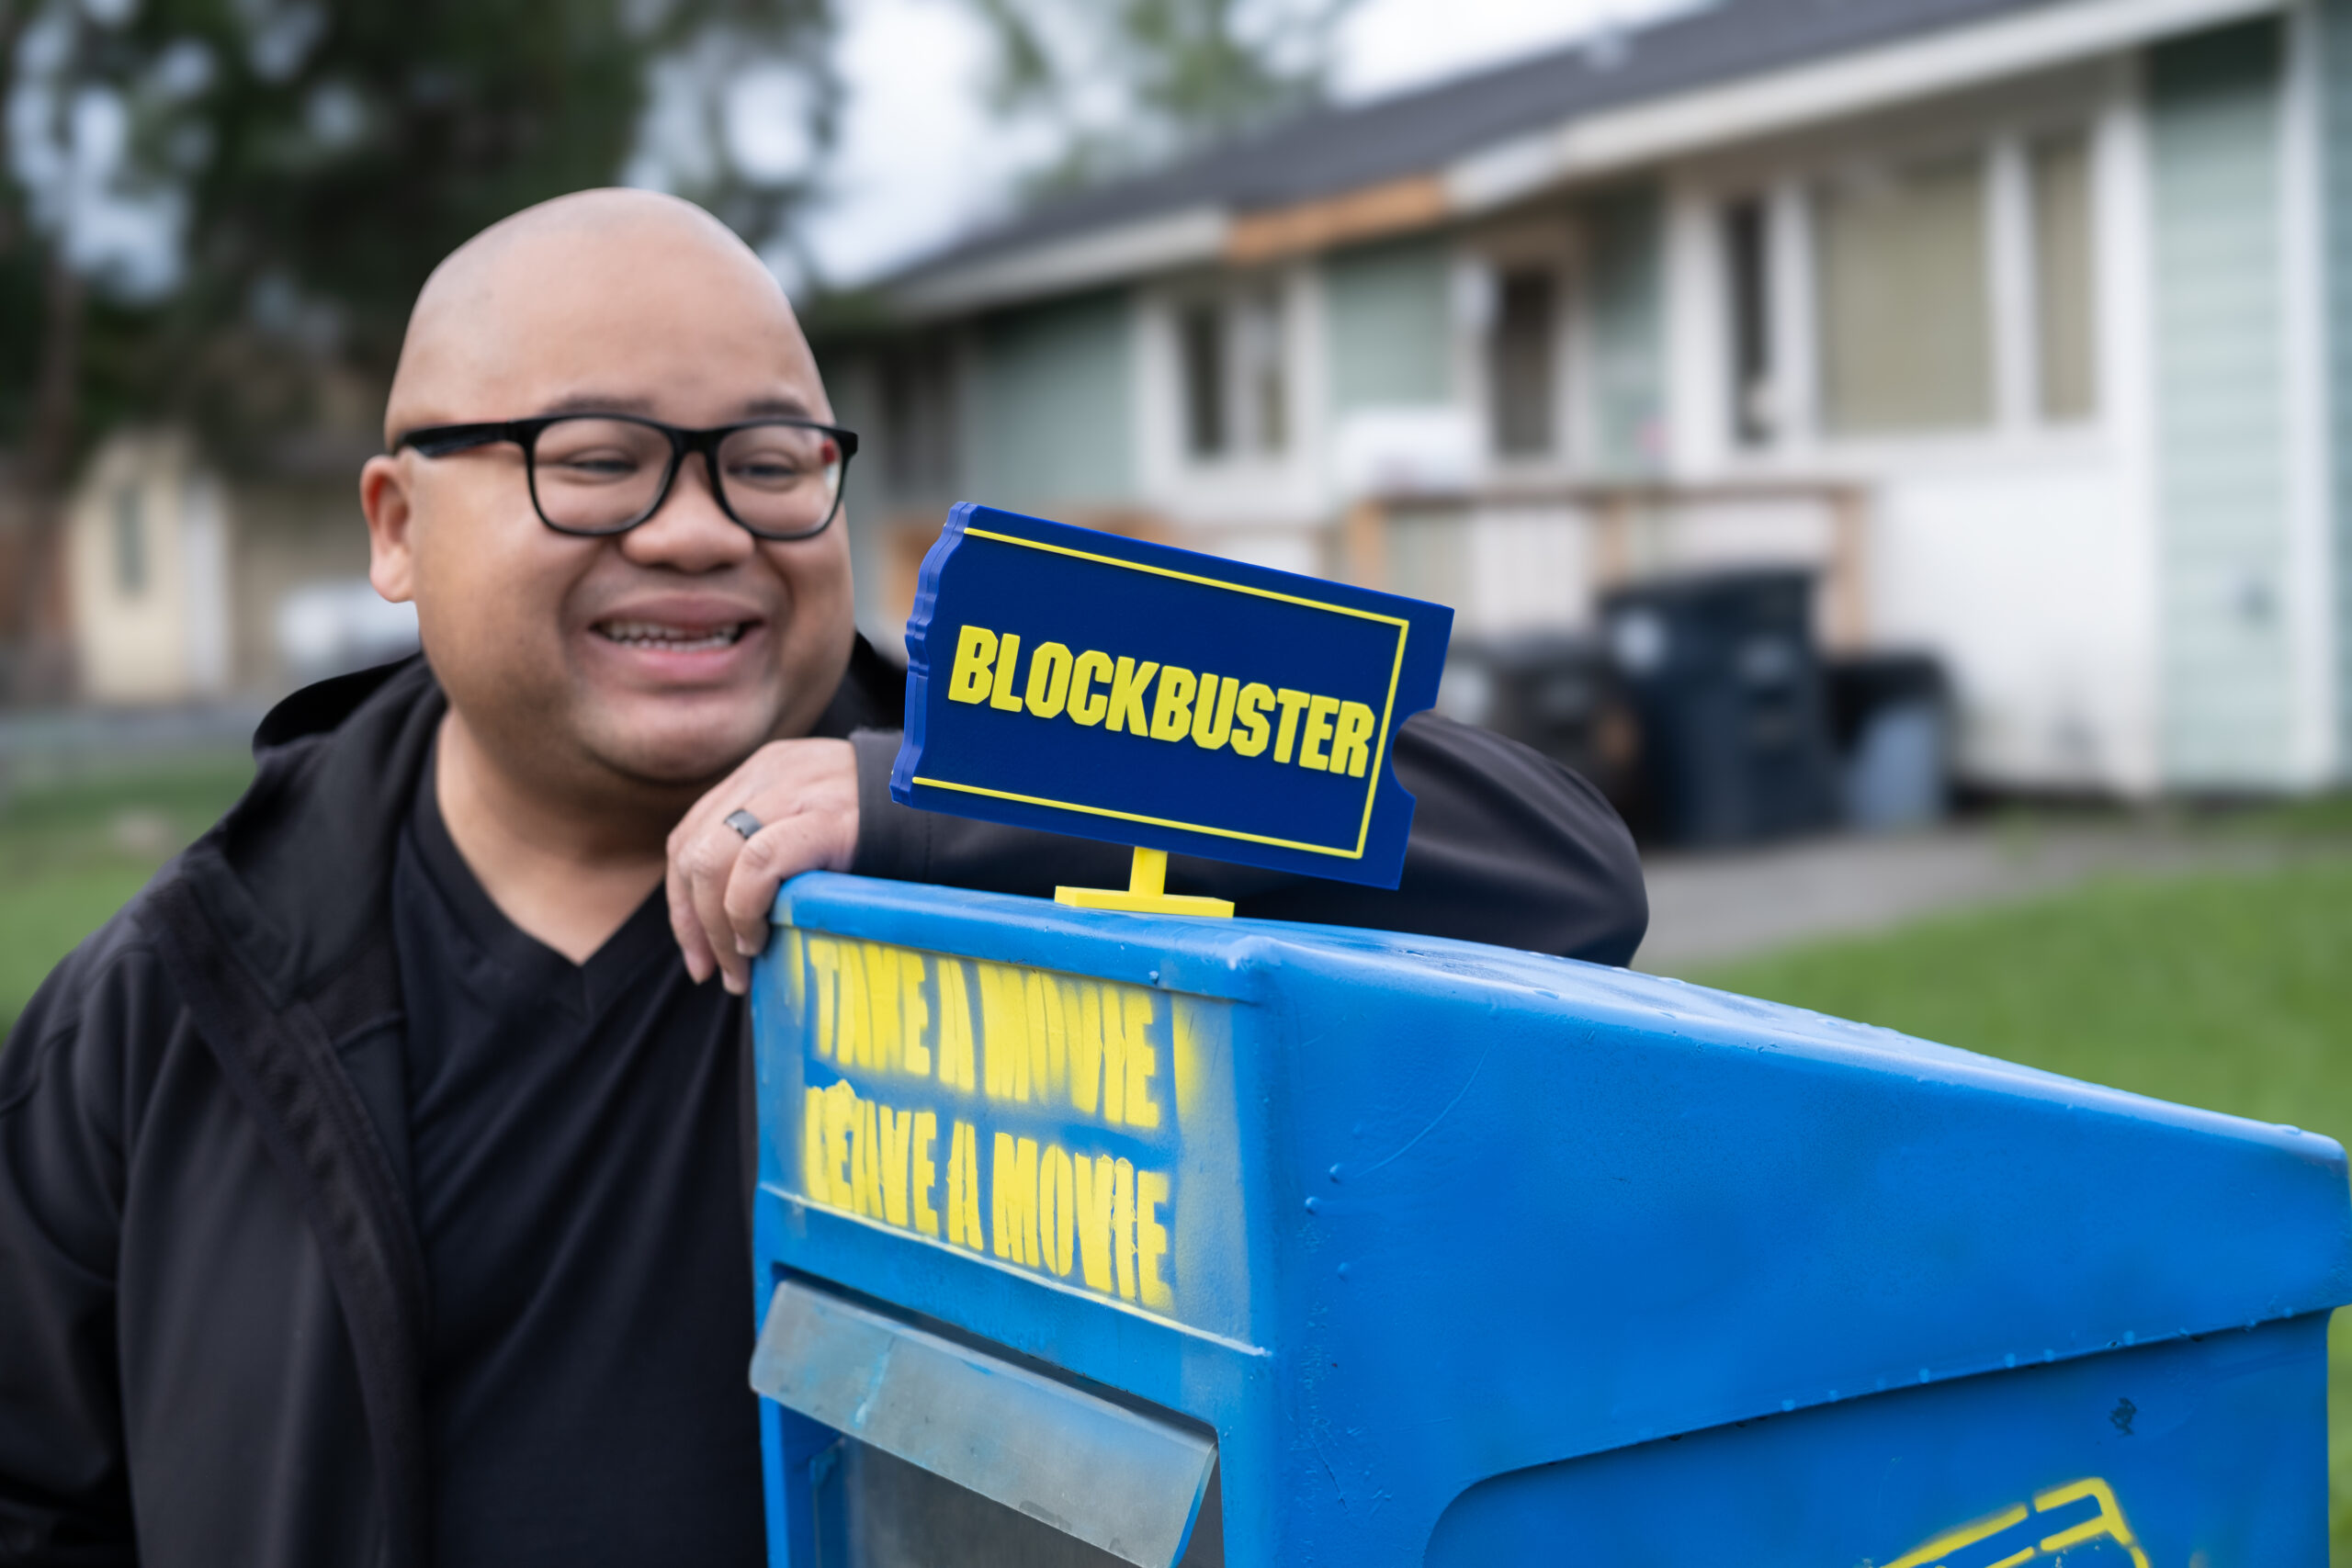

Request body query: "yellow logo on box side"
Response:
[1882, 1477, 2150, 1568]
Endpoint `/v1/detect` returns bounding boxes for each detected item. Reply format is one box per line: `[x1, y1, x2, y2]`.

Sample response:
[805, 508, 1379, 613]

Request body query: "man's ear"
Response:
[360, 454, 418, 604]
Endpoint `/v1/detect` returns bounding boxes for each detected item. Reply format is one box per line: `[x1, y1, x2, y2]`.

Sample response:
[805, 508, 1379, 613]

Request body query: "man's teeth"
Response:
[596, 620, 748, 650]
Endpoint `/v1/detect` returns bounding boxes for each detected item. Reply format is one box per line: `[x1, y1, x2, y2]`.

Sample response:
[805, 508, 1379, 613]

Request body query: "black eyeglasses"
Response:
[392, 413, 859, 541]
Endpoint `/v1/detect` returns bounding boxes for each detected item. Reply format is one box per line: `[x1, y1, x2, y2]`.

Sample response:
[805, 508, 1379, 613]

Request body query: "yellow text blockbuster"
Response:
[794, 933, 1184, 1314]
[945, 623, 1379, 777]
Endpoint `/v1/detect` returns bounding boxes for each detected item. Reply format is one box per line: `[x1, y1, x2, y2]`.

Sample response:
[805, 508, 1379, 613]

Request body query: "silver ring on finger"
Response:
[724, 808, 763, 840]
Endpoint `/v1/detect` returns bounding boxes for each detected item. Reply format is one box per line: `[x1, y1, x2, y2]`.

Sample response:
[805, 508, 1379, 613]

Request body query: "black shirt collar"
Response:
[403, 753, 679, 1018]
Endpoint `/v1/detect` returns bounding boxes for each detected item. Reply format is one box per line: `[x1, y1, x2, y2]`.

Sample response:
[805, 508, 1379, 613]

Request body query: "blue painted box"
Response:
[747, 874, 2352, 1567]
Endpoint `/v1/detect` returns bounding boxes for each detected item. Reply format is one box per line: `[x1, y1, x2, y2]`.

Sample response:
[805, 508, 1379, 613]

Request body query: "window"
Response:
[2030, 130, 2098, 421]
[1815, 153, 1992, 434]
[113, 485, 145, 597]
[1488, 268, 1557, 457]
[880, 339, 958, 492]
[1236, 288, 1287, 453]
[1180, 303, 1225, 457]
[1722, 197, 1773, 446]
[1179, 288, 1288, 462]
[1752, 130, 2097, 444]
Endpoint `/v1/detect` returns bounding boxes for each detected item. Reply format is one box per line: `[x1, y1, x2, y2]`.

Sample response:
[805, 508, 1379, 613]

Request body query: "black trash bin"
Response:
[1439, 633, 1641, 816]
[1601, 569, 1838, 846]
[1825, 651, 1951, 831]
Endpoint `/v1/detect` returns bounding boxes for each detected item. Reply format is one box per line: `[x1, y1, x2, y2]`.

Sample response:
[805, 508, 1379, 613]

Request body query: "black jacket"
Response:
[0, 641, 1644, 1568]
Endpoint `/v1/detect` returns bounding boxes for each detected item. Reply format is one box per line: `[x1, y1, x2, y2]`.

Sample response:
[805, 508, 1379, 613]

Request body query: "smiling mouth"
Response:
[592, 619, 755, 651]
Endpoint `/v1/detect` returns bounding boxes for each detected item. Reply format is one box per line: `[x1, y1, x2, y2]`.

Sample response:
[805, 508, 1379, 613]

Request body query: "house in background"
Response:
[820, 0, 2352, 797]
[61, 428, 412, 705]
[63, 431, 232, 705]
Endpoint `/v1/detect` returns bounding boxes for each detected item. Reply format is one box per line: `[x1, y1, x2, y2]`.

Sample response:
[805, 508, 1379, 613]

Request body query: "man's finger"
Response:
[665, 760, 752, 984]
[679, 822, 750, 994]
[667, 866, 716, 985]
[722, 817, 825, 960]
[660, 738, 856, 991]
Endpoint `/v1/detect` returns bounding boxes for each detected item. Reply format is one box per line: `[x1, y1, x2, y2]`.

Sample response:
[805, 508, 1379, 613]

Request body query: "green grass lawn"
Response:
[1695, 853, 2352, 1559]
[0, 751, 254, 1034]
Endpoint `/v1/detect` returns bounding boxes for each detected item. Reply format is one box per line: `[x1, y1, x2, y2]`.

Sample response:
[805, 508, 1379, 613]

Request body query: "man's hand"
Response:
[667, 738, 858, 994]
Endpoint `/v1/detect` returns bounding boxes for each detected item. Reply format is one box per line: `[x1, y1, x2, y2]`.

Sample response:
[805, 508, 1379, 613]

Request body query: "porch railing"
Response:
[1338, 478, 1873, 649]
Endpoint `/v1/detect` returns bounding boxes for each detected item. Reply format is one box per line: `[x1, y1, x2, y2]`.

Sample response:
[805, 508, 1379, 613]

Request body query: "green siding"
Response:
[1584, 186, 1666, 474]
[2325, 0, 2352, 774]
[1325, 236, 1451, 410]
[968, 291, 1135, 509]
[2149, 20, 2295, 786]
[822, 352, 894, 637]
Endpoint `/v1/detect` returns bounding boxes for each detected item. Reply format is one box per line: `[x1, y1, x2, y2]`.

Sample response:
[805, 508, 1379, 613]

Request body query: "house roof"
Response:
[894, 0, 2053, 278]
[883, 0, 2268, 313]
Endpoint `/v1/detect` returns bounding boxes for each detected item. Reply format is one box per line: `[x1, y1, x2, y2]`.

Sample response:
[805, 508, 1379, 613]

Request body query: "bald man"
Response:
[0, 190, 1645, 1568]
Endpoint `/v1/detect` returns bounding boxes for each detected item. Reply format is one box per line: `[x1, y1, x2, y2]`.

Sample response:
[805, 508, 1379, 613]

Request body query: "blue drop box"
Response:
[747, 872, 2352, 1566]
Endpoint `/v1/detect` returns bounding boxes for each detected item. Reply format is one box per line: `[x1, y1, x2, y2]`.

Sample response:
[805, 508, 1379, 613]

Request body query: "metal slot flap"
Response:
[751, 1280, 1216, 1568]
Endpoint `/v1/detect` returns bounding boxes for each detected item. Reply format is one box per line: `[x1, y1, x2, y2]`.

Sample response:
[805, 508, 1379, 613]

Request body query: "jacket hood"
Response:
[187, 656, 447, 1010]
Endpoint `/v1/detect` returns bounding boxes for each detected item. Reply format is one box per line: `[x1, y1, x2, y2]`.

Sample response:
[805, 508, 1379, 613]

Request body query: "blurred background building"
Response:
[56, 425, 409, 700]
[822, 0, 2352, 804]
[3, 0, 2346, 810]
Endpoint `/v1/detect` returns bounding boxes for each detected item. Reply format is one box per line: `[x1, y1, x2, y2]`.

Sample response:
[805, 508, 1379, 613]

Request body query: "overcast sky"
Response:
[801, 0, 1650, 288]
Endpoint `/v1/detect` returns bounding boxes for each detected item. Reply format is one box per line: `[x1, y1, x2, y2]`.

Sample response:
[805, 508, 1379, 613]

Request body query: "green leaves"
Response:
[0, 0, 839, 466]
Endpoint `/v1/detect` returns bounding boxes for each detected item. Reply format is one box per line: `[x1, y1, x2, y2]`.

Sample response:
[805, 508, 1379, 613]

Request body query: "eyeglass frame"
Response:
[390, 412, 861, 542]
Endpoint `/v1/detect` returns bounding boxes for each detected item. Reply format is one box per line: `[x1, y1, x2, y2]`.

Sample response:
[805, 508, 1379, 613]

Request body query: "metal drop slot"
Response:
[750, 1280, 1221, 1568]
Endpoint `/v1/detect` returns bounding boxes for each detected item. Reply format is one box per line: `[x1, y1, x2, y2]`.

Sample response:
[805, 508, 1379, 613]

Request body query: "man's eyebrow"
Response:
[531, 392, 820, 421]
[537, 391, 659, 417]
[739, 394, 818, 420]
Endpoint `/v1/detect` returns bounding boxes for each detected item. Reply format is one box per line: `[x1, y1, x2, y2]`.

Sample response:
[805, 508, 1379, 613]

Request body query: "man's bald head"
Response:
[360, 188, 854, 813]
[386, 188, 826, 444]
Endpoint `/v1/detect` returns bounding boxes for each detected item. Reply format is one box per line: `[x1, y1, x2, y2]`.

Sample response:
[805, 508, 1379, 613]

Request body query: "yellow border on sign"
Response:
[912, 525, 1413, 861]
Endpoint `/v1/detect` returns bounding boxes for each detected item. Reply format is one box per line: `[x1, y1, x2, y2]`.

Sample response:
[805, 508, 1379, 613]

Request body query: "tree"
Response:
[0, 0, 836, 699]
[968, 0, 1356, 194]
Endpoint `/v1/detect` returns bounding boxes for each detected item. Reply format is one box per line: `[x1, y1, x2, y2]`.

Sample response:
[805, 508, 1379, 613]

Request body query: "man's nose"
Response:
[616, 457, 754, 571]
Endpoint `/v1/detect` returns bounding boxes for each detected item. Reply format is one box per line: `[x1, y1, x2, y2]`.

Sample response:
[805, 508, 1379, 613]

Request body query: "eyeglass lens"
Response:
[528, 417, 844, 537]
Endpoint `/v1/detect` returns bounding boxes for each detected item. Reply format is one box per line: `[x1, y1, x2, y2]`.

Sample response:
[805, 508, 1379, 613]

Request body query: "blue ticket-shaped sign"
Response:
[888, 503, 1453, 887]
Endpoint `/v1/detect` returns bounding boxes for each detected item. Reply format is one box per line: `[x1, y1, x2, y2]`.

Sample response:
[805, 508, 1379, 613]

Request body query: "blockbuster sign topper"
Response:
[889, 503, 1452, 913]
